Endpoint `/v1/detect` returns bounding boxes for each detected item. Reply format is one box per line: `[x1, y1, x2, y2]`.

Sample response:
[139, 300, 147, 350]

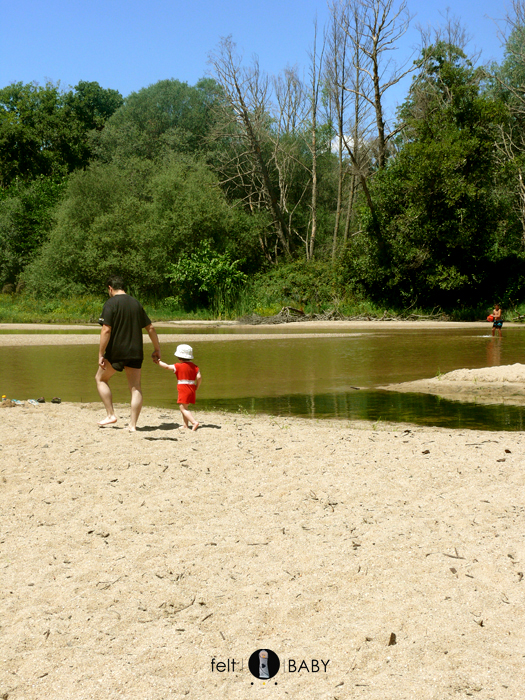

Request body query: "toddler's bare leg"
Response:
[179, 404, 199, 431]
[179, 404, 190, 428]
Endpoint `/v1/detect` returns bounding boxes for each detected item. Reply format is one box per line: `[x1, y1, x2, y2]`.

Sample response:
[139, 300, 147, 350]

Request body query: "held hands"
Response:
[152, 349, 161, 364]
[99, 356, 107, 369]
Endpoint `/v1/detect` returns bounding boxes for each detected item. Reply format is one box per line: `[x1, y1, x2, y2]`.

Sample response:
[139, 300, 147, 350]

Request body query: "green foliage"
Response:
[0, 81, 122, 187]
[23, 155, 264, 298]
[66, 80, 123, 131]
[90, 78, 223, 163]
[5, 46, 525, 314]
[488, 25, 525, 110]
[343, 42, 524, 308]
[0, 292, 219, 323]
[247, 260, 341, 311]
[166, 241, 248, 315]
[0, 292, 103, 323]
[0, 175, 67, 288]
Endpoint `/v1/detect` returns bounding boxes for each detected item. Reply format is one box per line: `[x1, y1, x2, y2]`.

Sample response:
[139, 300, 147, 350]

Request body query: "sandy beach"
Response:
[2, 405, 525, 699]
[0, 319, 488, 349]
[1, 323, 525, 699]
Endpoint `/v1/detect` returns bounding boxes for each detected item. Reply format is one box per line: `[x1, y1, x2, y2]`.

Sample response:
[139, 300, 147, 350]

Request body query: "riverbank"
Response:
[0, 319, 493, 348]
[1, 402, 524, 699]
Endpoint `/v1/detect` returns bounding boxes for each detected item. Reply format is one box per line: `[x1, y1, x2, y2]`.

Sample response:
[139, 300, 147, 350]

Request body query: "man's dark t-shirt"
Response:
[98, 294, 151, 362]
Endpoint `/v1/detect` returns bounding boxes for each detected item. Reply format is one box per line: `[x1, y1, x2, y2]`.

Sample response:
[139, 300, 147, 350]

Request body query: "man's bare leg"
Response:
[125, 367, 143, 431]
[95, 364, 117, 425]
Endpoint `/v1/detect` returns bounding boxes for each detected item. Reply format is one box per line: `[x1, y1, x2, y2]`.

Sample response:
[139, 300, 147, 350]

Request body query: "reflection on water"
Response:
[1, 326, 524, 430]
[200, 391, 525, 432]
[486, 338, 502, 366]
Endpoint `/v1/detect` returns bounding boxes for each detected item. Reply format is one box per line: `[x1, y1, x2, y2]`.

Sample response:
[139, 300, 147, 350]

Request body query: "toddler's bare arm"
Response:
[157, 360, 175, 371]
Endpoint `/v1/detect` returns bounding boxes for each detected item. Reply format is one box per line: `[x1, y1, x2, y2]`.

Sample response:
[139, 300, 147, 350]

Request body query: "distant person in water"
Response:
[95, 276, 161, 431]
[155, 344, 201, 431]
[492, 303, 503, 337]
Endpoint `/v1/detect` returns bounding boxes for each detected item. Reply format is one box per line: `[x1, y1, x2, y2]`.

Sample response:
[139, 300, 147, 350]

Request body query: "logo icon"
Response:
[248, 649, 280, 680]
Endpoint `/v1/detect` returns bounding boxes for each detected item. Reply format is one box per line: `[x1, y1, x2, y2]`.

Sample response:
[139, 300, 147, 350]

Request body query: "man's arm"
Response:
[99, 324, 112, 368]
[145, 323, 161, 362]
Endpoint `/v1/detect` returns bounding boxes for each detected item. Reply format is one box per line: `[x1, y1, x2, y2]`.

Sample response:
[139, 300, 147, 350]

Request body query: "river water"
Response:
[1, 325, 524, 430]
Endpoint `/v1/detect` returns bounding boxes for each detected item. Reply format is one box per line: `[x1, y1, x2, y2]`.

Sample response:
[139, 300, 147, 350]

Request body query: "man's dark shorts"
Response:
[108, 359, 143, 372]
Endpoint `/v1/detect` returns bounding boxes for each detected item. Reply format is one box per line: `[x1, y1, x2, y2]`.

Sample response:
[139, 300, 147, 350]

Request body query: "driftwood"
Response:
[238, 307, 449, 325]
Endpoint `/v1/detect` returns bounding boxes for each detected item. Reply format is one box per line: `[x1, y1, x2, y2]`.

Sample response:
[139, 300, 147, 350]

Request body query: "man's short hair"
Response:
[107, 276, 125, 291]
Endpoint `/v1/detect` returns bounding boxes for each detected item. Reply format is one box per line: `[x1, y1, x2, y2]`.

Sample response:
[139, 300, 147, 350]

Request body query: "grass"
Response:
[0, 291, 519, 325]
[0, 294, 104, 323]
[0, 294, 216, 324]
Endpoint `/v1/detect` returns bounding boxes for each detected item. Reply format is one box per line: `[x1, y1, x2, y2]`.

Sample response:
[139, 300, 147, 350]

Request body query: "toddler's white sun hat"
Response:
[175, 344, 194, 360]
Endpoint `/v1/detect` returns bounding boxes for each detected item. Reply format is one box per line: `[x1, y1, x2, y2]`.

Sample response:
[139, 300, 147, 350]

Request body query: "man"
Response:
[95, 276, 161, 431]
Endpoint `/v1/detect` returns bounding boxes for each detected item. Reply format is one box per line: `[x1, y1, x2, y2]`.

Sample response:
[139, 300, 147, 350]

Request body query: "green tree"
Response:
[343, 43, 513, 306]
[0, 81, 122, 187]
[90, 78, 223, 163]
[0, 175, 66, 288]
[489, 7, 525, 247]
[23, 155, 264, 298]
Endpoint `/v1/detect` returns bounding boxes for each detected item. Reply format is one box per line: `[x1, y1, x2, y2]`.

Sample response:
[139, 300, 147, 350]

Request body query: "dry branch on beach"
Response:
[239, 306, 449, 325]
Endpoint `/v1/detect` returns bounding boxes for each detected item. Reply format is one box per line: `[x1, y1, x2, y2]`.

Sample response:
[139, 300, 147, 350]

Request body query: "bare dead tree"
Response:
[327, 0, 377, 257]
[418, 8, 478, 59]
[494, 0, 525, 61]
[271, 66, 312, 257]
[331, 0, 414, 169]
[209, 37, 291, 258]
[325, 0, 413, 247]
[495, 124, 525, 245]
[273, 66, 307, 134]
[270, 27, 329, 262]
[491, 1, 525, 244]
[325, 6, 350, 259]
[305, 20, 326, 260]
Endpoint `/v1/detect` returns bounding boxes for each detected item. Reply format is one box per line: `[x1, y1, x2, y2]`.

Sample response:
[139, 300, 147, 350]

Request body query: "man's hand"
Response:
[98, 325, 112, 369]
[146, 324, 161, 364]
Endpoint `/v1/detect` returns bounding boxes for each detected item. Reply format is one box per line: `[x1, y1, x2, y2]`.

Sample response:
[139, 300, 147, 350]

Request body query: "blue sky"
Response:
[1, 0, 511, 117]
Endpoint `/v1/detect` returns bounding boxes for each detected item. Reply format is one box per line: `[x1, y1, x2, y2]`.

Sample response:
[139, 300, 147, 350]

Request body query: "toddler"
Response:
[156, 344, 201, 430]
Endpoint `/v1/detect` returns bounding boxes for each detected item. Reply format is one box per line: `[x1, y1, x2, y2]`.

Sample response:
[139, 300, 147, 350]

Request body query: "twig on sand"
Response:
[239, 307, 448, 325]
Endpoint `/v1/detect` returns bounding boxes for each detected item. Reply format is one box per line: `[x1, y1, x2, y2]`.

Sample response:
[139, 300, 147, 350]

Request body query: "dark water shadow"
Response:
[200, 390, 525, 432]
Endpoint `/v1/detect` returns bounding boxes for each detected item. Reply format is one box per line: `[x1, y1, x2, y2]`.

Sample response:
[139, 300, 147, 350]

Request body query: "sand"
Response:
[0, 319, 490, 348]
[1, 324, 525, 699]
[1, 406, 524, 699]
